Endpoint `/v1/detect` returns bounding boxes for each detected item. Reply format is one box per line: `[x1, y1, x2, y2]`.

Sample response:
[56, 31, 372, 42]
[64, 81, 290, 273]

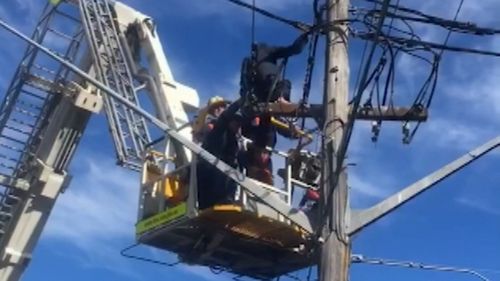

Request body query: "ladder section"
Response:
[79, 0, 152, 170]
[0, 1, 85, 246]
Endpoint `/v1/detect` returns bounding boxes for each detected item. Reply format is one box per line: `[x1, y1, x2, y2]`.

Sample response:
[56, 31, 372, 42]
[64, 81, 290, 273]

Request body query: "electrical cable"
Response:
[351, 0, 377, 105]
[297, 0, 322, 143]
[359, 33, 500, 56]
[251, 0, 256, 45]
[406, 0, 464, 143]
[352, 254, 492, 281]
[225, 0, 312, 32]
[362, 0, 500, 35]
[427, 0, 464, 105]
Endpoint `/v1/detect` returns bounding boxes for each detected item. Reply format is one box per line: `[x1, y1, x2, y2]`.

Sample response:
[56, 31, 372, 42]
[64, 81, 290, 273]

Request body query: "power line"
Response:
[225, 0, 311, 32]
[362, 0, 500, 35]
[358, 33, 500, 57]
[352, 254, 492, 281]
[404, 0, 465, 143]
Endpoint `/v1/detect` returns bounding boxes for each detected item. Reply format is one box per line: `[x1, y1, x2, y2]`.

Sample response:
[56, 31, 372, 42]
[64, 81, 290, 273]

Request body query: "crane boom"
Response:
[0, 1, 199, 280]
[79, 0, 152, 170]
[0, 2, 90, 280]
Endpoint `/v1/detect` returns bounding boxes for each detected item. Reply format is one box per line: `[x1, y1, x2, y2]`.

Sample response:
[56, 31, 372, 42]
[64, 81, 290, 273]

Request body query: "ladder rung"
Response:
[0, 154, 19, 163]
[47, 27, 75, 42]
[0, 134, 26, 145]
[14, 107, 38, 118]
[0, 203, 11, 213]
[32, 64, 57, 76]
[54, 10, 81, 23]
[0, 211, 12, 218]
[0, 163, 15, 171]
[4, 125, 30, 136]
[20, 90, 46, 101]
[47, 48, 67, 60]
[16, 99, 42, 111]
[5, 198, 20, 206]
[0, 143, 23, 153]
[10, 118, 36, 128]
[0, 174, 18, 185]
[5, 192, 21, 202]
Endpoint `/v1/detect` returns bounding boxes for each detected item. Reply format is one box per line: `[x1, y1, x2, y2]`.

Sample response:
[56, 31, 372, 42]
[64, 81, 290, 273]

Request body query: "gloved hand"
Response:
[238, 136, 252, 151]
[294, 32, 309, 49]
[287, 33, 309, 55]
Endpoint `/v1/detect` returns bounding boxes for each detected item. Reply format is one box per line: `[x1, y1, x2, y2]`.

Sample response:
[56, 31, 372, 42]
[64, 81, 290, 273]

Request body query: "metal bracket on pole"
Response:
[348, 136, 500, 235]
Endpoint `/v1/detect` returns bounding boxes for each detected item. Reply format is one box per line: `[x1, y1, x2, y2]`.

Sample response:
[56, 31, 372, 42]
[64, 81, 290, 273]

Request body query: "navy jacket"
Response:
[252, 35, 308, 100]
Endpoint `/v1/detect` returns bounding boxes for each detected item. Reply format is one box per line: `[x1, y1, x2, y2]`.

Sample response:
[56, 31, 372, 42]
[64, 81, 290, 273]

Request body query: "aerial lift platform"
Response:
[108, 3, 321, 279]
[0, 0, 320, 280]
[135, 146, 319, 280]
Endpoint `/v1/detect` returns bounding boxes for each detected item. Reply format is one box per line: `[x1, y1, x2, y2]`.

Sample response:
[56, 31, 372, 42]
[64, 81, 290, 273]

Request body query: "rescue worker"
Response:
[192, 96, 229, 144]
[197, 100, 243, 209]
[240, 34, 309, 185]
[245, 33, 309, 103]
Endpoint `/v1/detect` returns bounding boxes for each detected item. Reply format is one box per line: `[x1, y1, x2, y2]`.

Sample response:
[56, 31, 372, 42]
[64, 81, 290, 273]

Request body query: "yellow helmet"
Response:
[207, 96, 228, 109]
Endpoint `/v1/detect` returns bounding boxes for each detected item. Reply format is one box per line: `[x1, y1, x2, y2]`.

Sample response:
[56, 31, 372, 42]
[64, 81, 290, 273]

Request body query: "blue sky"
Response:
[0, 0, 499, 281]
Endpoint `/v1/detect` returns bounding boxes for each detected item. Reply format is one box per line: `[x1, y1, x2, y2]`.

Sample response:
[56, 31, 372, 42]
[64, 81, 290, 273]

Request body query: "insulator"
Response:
[402, 122, 411, 144]
[371, 121, 380, 143]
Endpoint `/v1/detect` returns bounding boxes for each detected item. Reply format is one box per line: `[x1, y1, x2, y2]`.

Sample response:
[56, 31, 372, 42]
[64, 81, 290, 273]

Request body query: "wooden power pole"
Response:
[319, 0, 351, 281]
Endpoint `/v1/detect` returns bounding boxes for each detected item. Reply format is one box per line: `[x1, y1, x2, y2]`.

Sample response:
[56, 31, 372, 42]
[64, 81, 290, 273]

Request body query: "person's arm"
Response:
[212, 100, 242, 131]
[269, 33, 309, 60]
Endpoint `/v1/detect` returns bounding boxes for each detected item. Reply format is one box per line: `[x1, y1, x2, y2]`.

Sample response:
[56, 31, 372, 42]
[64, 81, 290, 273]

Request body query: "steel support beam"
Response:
[348, 136, 500, 235]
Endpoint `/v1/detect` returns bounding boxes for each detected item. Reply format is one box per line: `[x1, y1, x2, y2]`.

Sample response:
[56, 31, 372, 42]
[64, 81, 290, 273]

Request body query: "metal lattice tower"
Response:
[79, 0, 152, 170]
[0, 1, 85, 245]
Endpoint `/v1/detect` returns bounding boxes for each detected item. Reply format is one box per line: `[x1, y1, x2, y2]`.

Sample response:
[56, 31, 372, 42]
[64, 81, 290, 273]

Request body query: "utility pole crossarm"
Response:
[348, 135, 500, 235]
[254, 103, 428, 122]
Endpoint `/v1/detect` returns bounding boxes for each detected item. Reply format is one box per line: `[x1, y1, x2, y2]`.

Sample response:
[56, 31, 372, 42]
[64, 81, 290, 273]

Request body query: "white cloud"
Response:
[213, 72, 240, 101]
[349, 173, 387, 200]
[43, 155, 141, 276]
[349, 172, 390, 209]
[45, 157, 137, 241]
[444, 64, 500, 120]
[7, 0, 40, 27]
[416, 118, 494, 151]
[456, 197, 500, 217]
